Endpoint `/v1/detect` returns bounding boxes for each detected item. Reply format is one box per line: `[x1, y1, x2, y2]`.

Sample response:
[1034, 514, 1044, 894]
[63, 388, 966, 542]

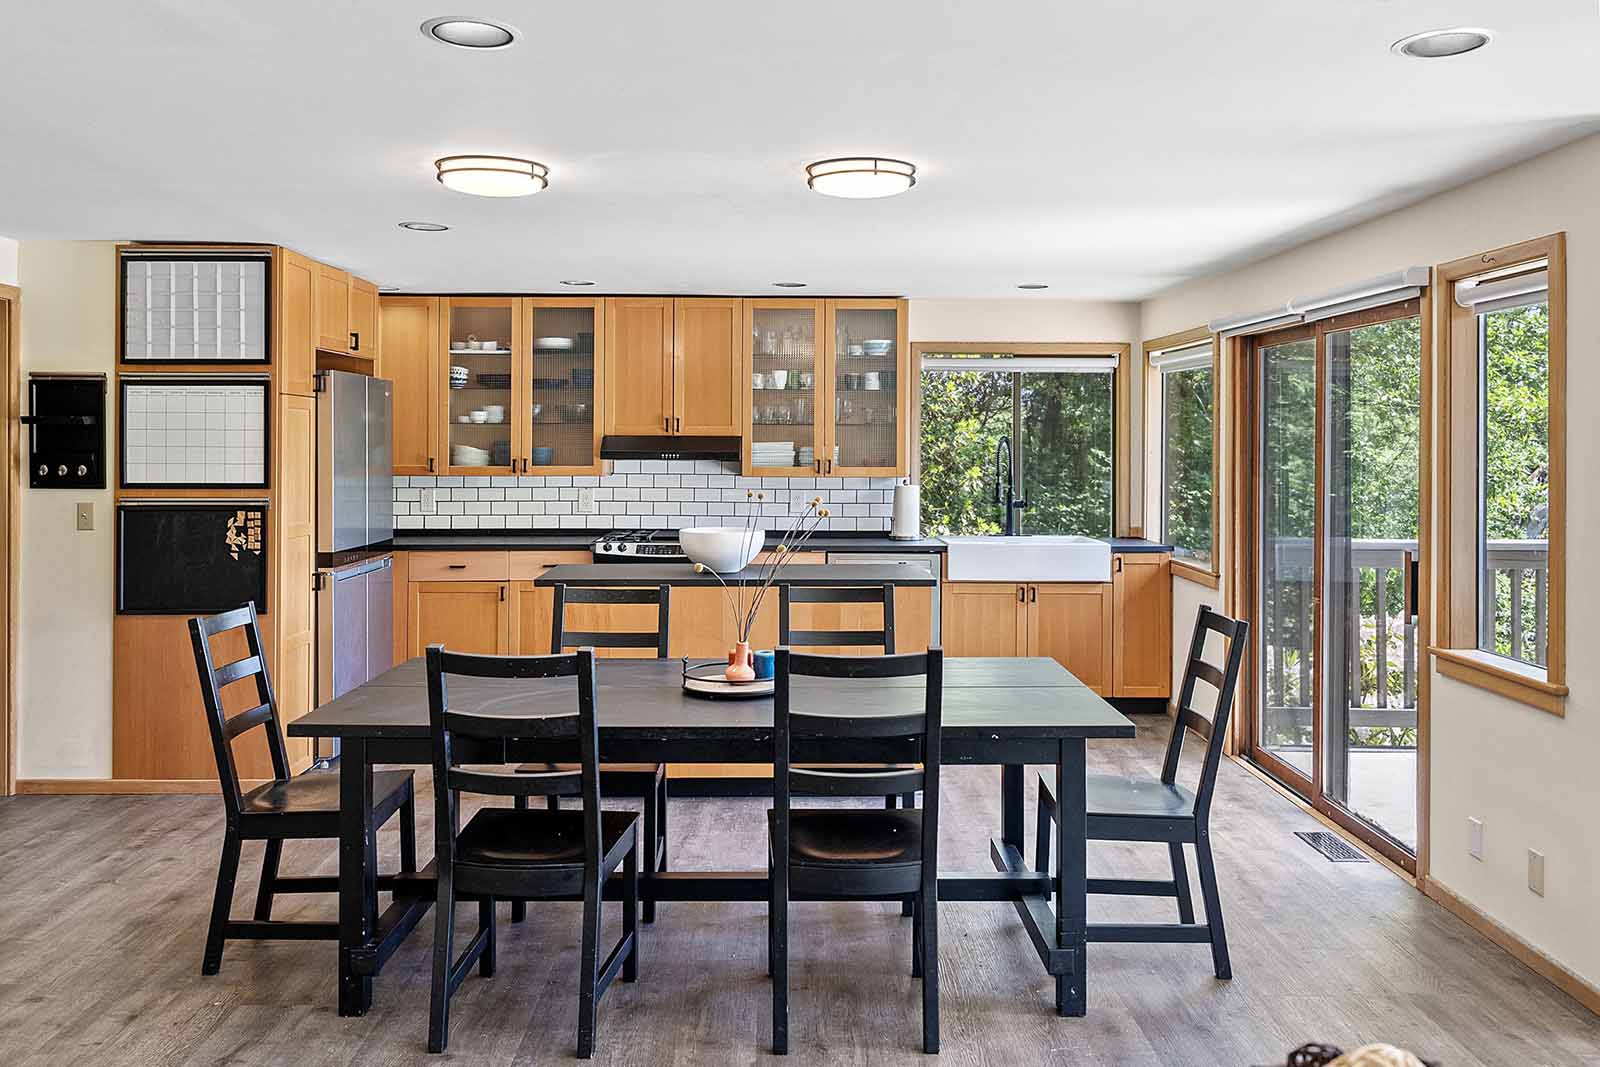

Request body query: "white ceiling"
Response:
[2, 1, 1597, 299]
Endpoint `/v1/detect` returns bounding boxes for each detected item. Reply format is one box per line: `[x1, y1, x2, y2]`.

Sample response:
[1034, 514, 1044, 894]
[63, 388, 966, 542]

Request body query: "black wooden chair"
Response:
[188, 603, 417, 976]
[425, 645, 639, 1058]
[1035, 605, 1248, 979]
[768, 646, 943, 1055]
[514, 582, 670, 922]
[779, 581, 913, 814]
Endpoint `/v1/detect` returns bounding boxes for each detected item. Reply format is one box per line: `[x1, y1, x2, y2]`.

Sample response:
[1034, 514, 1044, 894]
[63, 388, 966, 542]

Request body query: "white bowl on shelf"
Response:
[681, 526, 764, 573]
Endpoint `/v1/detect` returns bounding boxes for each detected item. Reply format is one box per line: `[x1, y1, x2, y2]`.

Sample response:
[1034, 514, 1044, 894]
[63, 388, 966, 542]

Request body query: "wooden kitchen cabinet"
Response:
[349, 276, 379, 359]
[745, 299, 826, 475]
[408, 580, 509, 656]
[1028, 582, 1113, 695]
[942, 583, 1029, 658]
[379, 296, 441, 475]
[315, 263, 351, 352]
[825, 298, 908, 476]
[674, 298, 742, 435]
[276, 249, 318, 396]
[441, 297, 524, 475]
[525, 298, 604, 474]
[1112, 552, 1172, 698]
[605, 297, 674, 434]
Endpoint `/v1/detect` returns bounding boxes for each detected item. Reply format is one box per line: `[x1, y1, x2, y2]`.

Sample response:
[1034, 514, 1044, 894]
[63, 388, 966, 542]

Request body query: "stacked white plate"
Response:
[534, 336, 574, 351]
[751, 441, 795, 466]
[451, 443, 491, 466]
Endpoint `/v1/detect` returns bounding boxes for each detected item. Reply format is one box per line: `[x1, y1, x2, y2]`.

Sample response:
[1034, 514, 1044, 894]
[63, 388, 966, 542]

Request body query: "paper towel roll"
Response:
[890, 480, 920, 540]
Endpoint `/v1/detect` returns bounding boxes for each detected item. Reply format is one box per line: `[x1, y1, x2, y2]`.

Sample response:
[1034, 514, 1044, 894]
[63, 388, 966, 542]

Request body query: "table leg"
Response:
[1000, 764, 1024, 853]
[338, 737, 377, 1017]
[1055, 738, 1087, 1016]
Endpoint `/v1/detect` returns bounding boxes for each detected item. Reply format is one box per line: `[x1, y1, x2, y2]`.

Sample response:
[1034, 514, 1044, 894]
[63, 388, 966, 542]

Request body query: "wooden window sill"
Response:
[1429, 646, 1567, 717]
[1171, 558, 1220, 589]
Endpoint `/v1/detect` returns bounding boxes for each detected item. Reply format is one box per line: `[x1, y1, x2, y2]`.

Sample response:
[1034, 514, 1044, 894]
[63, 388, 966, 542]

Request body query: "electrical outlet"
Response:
[418, 487, 437, 515]
[1467, 817, 1484, 860]
[75, 501, 94, 531]
[1528, 849, 1545, 896]
[578, 488, 596, 514]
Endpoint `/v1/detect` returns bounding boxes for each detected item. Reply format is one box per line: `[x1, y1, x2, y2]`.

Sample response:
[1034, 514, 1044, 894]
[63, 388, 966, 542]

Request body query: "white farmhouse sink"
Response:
[942, 535, 1113, 583]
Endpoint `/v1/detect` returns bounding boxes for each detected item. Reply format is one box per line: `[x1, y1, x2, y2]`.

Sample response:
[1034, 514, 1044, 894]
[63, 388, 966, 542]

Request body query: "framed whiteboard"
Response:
[120, 252, 271, 364]
[120, 376, 271, 489]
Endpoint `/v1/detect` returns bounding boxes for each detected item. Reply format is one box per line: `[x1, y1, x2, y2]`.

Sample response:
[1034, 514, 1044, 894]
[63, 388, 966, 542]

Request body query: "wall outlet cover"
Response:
[1467, 817, 1484, 860]
[578, 488, 596, 514]
[1528, 849, 1545, 896]
[418, 487, 437, 514]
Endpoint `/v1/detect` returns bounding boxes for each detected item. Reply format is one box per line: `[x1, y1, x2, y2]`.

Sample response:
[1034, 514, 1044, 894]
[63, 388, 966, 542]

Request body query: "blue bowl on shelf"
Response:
[530, 447, 555, 466]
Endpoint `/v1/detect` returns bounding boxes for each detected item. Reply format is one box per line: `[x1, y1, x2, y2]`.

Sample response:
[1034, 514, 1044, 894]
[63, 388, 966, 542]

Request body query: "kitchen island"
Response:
[533, 562, 935, 587]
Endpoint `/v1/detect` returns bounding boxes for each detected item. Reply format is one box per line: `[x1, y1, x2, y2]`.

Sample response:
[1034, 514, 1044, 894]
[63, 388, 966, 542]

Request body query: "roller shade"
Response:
[1209, 266, 1429, 337]
[1456, 268, 1548, 315]
[1148, 341, 1213, 372]
[920, 355, 1118, 372]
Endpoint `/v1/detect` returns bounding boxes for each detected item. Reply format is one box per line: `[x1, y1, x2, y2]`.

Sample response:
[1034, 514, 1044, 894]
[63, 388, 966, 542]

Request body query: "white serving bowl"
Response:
[681, 526, 764, 573]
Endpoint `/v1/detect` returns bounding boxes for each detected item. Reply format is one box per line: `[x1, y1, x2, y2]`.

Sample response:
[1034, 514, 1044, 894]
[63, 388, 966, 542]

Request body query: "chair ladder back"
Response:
[550, 583, 671, 657]
[188, 602, 289, 817]
[425, 645, 604, 870]
[1160, 606, 1249, 817]
[779, 583, 896, 652]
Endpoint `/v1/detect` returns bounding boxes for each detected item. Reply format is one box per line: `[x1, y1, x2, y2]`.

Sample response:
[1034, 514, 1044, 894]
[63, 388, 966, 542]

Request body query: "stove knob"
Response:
[617, 542, 632, 554]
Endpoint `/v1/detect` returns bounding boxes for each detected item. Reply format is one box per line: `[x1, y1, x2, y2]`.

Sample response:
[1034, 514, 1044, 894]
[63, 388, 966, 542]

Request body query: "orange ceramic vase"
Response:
[725, 641, 756, 682]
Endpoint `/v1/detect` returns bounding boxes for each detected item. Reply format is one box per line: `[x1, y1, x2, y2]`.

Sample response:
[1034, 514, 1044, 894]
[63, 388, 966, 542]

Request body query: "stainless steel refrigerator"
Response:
[314, 370, 395, 759]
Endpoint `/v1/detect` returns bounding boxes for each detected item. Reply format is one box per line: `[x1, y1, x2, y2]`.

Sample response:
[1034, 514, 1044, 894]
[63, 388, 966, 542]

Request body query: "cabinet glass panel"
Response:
[530, 306, 597, 469]
[750, 305, 820, 470]
[833, 306, 899, 469]
[446, 303, 515, 469]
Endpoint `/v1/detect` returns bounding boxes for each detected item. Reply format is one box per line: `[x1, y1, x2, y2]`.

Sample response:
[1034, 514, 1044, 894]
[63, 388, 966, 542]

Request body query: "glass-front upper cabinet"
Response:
[745, 300, 825, 475]
[826, 298, 907, 475]
[443, 298, 522, 474]
[526, 299, 602, 474]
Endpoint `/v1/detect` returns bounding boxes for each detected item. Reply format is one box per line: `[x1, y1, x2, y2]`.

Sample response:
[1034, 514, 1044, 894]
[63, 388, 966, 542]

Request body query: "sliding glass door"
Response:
[1248, 303, 1423, 867]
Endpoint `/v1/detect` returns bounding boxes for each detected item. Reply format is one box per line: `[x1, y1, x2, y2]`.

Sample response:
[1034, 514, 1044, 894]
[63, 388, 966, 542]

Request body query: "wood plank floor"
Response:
[3, 717, 1598, 1065]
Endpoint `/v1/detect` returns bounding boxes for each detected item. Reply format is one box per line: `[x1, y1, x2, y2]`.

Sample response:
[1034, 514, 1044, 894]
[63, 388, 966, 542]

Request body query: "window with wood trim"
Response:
[1147, 331, 1218, 570]
[1433, 234, 1567, 714]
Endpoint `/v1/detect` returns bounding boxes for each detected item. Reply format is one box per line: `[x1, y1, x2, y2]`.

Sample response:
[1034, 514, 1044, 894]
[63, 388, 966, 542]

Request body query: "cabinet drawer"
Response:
[508, 550, 590, 580]
[408, 551, 509, 582]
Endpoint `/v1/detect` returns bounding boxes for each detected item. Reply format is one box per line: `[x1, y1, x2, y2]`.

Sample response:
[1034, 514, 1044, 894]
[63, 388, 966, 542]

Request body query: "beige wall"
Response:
[0, 237, 18, 287]
[1140, 131, 1600, 991]
[15, 241, 119, 778]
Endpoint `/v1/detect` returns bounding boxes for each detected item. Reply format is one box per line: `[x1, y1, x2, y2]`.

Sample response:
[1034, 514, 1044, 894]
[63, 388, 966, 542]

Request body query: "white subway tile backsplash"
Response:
[396, 470, 891, 532]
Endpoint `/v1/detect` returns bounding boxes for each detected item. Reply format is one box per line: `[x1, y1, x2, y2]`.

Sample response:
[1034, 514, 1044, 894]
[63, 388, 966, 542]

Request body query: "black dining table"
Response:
[288, 655, 1135, 1020]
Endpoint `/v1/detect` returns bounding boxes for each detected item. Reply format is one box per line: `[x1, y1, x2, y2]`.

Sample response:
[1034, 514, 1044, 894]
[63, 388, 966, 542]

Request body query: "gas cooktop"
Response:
[591, 530, 689, 563]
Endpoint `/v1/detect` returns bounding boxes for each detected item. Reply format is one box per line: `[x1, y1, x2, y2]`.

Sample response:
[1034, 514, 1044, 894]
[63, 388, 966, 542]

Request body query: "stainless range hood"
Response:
[600, 435, 741, 461]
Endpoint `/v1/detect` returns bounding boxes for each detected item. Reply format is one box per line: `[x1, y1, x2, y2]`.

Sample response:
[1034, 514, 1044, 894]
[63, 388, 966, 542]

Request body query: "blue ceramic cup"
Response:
[752, 649, 775, 680]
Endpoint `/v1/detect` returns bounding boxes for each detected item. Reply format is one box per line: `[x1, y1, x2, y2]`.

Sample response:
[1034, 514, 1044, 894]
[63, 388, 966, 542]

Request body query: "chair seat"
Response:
[514, 761, 661, 784]
[1086, 773, 1195, 819]
[771, 808, 922, 866]
[241, 769, 412, 816]
[456, 808, 637, 868]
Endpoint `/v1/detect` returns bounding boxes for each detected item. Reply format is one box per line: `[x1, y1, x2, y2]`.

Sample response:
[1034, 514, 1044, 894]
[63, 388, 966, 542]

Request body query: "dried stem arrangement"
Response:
[693, 490, 830, 642]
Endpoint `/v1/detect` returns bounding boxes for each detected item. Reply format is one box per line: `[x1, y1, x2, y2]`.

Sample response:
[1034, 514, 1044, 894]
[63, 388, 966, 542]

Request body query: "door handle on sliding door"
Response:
[1403, 550, 1419, 623]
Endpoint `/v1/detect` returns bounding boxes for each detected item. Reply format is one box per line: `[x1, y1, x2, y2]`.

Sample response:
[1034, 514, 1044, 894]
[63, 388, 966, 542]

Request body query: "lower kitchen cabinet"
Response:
[942, 553, 1169, 699]
[408, 580, 509, 656]
[1112, 552, 1172, 698]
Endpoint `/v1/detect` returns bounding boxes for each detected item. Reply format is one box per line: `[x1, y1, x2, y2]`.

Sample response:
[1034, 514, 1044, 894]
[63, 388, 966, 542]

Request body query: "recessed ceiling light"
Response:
[1391, 28, 1493, 59]
[435, 155, 548, 197]
[378, 285, 402, 292]
[1017, 283, 1049, 290]
[421, 16, 518, 50]
[806, 157, 917, 199]
[560, 279, 595, 286]
[398, 220, 449, 232]
[773, 281, 807, 288]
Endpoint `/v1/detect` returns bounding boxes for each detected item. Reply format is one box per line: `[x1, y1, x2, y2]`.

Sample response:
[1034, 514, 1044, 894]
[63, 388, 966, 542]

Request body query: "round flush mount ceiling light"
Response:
[435, 155, 548, 197]
[1017, 283, 1049, 291]
[560, 279, 595, 286]
[805, 157, 917, 199]
[420, 16, 518, 50]
[773, 281, 807, 288]
[1391, 27, 1493, 59]
[398, 220, 449, 232]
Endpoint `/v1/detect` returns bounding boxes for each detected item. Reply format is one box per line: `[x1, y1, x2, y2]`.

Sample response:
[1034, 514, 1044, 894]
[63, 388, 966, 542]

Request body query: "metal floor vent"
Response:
[1294, 830, 1369, 863]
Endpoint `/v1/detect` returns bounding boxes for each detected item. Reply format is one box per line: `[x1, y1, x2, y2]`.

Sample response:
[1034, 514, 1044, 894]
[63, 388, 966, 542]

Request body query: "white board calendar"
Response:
[120, 377, 270, 488]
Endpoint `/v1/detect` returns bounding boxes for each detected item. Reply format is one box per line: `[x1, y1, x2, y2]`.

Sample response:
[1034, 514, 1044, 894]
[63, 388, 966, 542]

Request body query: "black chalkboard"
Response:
[117, 503, 269, 615]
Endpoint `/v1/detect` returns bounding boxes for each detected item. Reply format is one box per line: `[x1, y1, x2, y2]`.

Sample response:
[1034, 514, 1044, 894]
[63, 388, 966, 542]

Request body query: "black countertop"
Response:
[535, 563, 936, 587]
[390, 531, 1171, 555]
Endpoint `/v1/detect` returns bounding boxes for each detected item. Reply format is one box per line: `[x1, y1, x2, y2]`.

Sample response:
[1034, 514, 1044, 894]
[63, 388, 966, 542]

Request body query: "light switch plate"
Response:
[418, 487, 438, 514]
[1467, 817, 1484, 860]
[75, 501, 94, 531]
[1528, 849, 1545, 896]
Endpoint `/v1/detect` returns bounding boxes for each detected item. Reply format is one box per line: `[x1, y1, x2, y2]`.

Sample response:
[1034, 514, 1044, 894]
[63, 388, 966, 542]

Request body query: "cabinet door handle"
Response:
[427, 456, 435, 472]
[664, 415, 670, 432]
[1030, 585, 1037, 603]
[350, 331, 359, 352]
[500, 584, 506, 602]
[1018, 586, 1026, 603]
[675, 416, 682, 432]
[814, 459, 821, 474]
[825, 459, 832, 474]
